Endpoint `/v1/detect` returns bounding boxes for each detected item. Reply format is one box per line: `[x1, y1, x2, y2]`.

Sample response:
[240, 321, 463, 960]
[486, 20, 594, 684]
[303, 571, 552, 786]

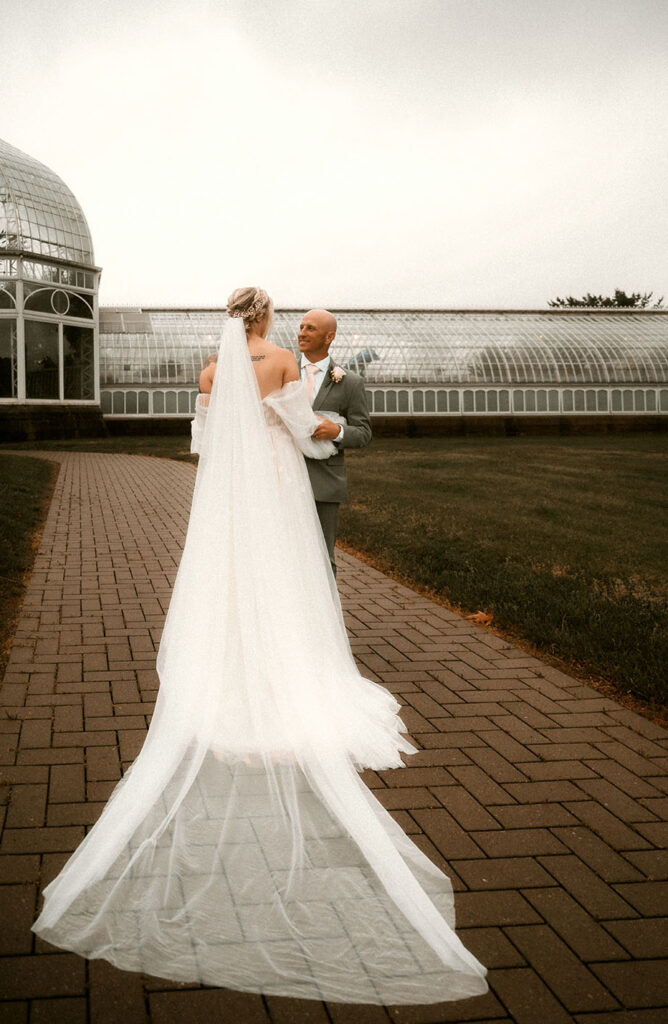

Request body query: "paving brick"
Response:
[612, 881, 668, 917]
[576, 779, 659, 823]
[564, 800, 652, 852]
[537, 856, 638, 919]
[454, 857, 556, 891]
[524, 887, 628, 961]
[30, 996, 87, 1024]
[49, 764, 85, 804]
[85, 746, 121, 781]
[0, 953, 86, 999]
[89, 958, 148, 1024]
[624, 850, 668, 880]
[465, 747, 527, 783]
[449, 766, 516, 806]
[489, 967, 573, 1023]
[471, 829, 567, 858]
[590, 960, 668, 1008]
[0, 1003, 28, 1024]
[5, 784, 47, 828]
[411, 808, 485, 860]
[374, 787, 441, 810]
[551, 826, 645, 882]
[590, 745, 665, 785]
[505, 925, 618, 1011]
[502, 780, 585, 803]
[264, 995, 331, 1024]
[19, 720, 52, 749]
[604, 918, 668, 958]
[0, 884, 37, 954]
[489, 804, 579, 829]
[521, 760, 598, 781]
[149, 988, 269, 1024]
[378, 766, 454, 787]
[0, 854, 40, 883]
[0, 826, 83, 855]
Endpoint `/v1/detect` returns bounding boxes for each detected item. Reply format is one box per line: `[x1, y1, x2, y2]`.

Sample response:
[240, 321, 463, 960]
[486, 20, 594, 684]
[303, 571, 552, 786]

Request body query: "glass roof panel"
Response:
[0, 138, 94, 265]
[98, 309, 668, 388]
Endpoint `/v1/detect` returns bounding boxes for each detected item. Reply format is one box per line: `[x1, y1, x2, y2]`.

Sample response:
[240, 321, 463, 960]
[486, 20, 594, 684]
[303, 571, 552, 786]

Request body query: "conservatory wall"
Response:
[0, 139, 100, 408]
[99, 309, 668, 420]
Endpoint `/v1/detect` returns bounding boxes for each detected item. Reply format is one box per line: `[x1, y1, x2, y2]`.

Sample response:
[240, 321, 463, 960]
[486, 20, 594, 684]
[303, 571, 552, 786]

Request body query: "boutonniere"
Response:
[330, 366, 346, 383]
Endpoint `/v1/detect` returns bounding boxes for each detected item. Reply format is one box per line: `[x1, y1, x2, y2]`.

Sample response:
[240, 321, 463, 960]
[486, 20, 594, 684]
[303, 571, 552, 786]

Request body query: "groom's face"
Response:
[298, 311, 336, 362]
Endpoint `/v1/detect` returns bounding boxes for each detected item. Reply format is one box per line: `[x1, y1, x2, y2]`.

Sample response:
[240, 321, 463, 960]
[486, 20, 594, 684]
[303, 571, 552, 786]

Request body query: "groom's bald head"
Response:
[298, 309, 337, 360]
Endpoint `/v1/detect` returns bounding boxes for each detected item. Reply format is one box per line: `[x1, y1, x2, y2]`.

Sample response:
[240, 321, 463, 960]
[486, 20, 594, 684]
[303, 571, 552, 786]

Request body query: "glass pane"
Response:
[586, 390, 597, 412]
[597, 390, 608, 411]
[475, 390, 485, 412]
[374, 391, 385, 413]
[413, 391, 424, 412]
[463, 390, 474, 412]
[112, 391, 124, 414]
[139, 391, 149, 414]
[548, 390, 559, 411]
[153, 391, 164, 413]
[190, 390, 197, 413]
[63, 325, 94, 399]
[398, 390, 409, 412]
[449, 390, 459, 412]
[126, 391, 137, 414]
[659, 390, 668, 411]
[499, 389, 510, 412]
[513, 390, 525, 412]
[100, 390, 112, 414]
[574, 390, 585, 412]
[563, 390, 574, 411]
[611, 390, 622, 412]
[525, 390, 536, 412]
[178, 391, 190, 413]
[165, 390, 177, 413]
[634, 390, 645, 412]
[0, 320, 18, 397]
[425, 390, 436, 412]
[25, 320, 59, 398]
[385, 391, 397, 413]
[0, 283, 16, 309]
[536, 390, 547, 412]
[487, 391, 498, 412]
[436, 390, 447, 412]
[646, 390, 656, 411]
[623, 389, 633, 411]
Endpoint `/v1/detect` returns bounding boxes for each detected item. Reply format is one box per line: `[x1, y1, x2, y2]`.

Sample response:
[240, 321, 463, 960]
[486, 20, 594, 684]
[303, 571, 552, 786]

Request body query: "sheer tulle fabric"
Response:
[33, 320, 487, 1004]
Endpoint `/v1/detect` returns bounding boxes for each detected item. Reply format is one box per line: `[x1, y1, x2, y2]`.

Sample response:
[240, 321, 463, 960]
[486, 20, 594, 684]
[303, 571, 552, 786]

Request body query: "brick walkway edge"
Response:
[1, 452, 667, 1024]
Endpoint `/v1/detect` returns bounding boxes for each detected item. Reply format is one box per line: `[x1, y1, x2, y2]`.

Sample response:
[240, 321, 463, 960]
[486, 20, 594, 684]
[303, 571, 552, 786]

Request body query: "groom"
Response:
[299, 309, 372, 578]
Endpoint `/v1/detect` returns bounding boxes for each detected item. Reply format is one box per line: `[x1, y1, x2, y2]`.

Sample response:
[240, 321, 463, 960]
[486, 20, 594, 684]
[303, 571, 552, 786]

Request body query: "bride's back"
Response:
[200, 336, 298, 399]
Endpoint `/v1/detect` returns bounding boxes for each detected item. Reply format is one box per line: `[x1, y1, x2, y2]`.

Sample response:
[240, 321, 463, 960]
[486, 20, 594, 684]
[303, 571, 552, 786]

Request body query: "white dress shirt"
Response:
[301, 356, 344, 442]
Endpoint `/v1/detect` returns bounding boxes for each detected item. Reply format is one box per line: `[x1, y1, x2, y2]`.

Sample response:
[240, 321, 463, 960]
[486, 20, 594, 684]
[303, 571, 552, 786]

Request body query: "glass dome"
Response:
[0, 138, 94, 266]
[99, 308, 668, 387]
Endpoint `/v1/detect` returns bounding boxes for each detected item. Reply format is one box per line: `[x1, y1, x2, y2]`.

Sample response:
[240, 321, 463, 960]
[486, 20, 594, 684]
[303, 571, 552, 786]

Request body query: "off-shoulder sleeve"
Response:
[263, 381, 336, 460]
[190, 394, 210, 454]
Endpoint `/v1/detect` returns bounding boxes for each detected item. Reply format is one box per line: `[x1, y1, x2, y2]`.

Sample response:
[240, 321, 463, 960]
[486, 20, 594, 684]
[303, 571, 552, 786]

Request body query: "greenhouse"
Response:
[99, 307, 668, 420]
[0, 139, 100, 407]
[1, 135, 666, 429]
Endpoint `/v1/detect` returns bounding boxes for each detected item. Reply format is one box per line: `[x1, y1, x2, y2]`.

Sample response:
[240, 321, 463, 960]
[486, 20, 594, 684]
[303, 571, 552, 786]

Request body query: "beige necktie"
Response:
[304, 363, 319, 404]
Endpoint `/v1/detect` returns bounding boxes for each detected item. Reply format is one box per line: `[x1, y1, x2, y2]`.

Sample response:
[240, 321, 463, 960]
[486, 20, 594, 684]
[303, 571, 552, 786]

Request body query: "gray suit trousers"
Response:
[315, 501, 339, 578]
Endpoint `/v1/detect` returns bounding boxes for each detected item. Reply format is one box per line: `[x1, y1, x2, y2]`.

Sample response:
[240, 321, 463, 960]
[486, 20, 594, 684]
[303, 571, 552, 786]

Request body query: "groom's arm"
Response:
[339, 375, 372, 450]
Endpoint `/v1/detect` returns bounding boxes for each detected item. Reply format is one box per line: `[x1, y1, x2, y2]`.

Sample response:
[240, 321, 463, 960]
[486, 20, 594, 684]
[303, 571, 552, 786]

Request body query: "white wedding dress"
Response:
[32, 318, 487, 1005]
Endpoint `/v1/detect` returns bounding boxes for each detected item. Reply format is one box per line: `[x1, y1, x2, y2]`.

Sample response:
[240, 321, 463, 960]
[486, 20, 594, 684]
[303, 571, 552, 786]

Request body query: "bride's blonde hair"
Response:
[227, 287, 273, 331]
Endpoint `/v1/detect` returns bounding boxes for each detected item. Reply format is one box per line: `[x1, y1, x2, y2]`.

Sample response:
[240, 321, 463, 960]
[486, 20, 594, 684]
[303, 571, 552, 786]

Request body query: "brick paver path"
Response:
[1, 452, 667, 1024]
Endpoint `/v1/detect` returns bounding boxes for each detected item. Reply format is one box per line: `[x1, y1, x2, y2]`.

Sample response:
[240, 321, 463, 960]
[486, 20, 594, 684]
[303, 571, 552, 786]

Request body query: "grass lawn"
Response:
[0, 454, 59, 681]
[341, 433, 667, 708]
[2, 432, 666, 709]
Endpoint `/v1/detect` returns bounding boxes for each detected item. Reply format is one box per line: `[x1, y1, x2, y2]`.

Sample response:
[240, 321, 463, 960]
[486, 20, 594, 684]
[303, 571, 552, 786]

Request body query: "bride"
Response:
[33, 287, 488, 1005]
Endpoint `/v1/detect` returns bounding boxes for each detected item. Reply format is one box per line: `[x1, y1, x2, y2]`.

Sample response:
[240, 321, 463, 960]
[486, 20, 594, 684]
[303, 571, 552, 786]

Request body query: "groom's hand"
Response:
[312, 417, 340, 440]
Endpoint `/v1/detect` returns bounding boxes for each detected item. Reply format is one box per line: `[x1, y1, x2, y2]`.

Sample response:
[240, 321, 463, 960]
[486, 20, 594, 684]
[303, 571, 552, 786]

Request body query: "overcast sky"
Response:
[3, 0, 667, 309]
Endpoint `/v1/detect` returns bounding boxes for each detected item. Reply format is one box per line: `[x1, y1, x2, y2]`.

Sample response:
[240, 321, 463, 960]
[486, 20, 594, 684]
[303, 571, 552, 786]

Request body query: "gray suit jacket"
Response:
[304, 359, 372, 503]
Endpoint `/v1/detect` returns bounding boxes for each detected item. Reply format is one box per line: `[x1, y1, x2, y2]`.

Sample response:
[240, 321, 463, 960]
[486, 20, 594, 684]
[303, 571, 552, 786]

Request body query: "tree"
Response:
[548, 288, 664, 309]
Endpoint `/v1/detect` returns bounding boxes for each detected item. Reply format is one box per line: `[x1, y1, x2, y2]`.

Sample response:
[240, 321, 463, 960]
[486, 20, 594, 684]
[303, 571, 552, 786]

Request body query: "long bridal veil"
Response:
[33, 318, 487, 1004]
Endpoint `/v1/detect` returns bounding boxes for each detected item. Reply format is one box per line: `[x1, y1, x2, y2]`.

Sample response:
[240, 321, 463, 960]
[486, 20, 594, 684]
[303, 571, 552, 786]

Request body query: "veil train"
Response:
[32, 318, 487, 1005]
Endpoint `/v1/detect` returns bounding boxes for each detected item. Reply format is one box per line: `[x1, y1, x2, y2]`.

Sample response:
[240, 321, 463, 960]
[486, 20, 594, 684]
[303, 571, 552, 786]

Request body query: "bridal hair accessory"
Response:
[330, 366, 346, 383]
[227, 288, 269, 323]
